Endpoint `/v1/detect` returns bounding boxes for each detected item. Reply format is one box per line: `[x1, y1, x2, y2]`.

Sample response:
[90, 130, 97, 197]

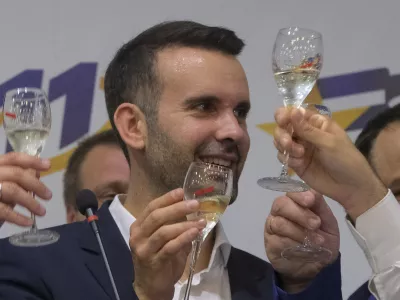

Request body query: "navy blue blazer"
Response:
[0, 201, 341, 300]
[348, 282, 371, 300]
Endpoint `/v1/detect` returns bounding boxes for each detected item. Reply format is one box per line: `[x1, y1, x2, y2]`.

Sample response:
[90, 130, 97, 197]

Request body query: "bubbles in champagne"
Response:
[274, 68, 319, 107]
[187, 195, 230, 240]
[6, 128, 49, 156]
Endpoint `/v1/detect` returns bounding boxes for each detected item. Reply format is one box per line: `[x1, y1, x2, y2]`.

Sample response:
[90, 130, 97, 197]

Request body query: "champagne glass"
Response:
[183, 161, 233, 300]
[2, 87, 60, 247]
[281, 103, 332, 262]
[258, 27, 323, 192]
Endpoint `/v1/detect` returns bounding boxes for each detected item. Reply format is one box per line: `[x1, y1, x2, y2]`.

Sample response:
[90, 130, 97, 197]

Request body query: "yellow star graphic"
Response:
[257, 86, 369, 175]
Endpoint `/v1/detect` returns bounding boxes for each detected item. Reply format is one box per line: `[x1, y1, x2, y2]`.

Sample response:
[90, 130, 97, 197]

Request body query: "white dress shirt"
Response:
[347, 190, 400, 300]
[109, 195, 232, 300]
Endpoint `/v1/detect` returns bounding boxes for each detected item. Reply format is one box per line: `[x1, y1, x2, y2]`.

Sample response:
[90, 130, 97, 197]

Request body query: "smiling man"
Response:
[0, 21, 341, 300]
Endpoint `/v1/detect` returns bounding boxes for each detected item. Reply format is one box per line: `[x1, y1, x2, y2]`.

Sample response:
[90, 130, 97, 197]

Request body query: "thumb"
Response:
[291, 108, 331, 148]
[309, 190, 338, 235]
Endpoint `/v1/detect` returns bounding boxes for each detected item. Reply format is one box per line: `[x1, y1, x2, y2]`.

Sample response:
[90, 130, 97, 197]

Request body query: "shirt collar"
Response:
[109, 194, 231, 267]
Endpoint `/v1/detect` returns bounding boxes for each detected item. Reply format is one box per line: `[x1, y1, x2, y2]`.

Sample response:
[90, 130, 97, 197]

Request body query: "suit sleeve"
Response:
[273, 255, 342, 300]
[0, 246, 52, 300]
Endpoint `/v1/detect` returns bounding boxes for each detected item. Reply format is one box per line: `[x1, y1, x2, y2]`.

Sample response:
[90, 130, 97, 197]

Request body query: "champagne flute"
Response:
[183, 161, 233, 300]
[258, 27, 323, 192]
[2, 87, 60, 247]
[281, 103, 332, 262]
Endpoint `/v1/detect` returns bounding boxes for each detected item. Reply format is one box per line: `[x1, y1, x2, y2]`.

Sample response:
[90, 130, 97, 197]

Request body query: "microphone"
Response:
[76, 189, 121, 300]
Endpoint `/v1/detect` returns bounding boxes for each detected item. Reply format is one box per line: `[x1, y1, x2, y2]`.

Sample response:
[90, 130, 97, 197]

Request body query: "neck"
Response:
[123, 160, 162, 218]
[180, 229, 216, 282]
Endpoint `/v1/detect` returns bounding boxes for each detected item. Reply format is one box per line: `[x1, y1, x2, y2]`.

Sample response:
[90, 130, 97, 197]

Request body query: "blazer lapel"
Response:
[79, 201, 135, 300]
[228, 247, 274, 300]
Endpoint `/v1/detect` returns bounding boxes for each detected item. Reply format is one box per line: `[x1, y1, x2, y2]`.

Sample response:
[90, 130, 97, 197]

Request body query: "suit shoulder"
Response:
[0, 221, 86, 258]
[230, 247, 272, 270]
[348, 281, 370, 300]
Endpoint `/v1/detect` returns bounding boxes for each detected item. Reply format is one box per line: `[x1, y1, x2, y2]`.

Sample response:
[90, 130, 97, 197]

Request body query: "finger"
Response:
[265, 235, 301, 259]
[0, 152, 51, 171]
[267, 215, 322, 244]
[139, 199, 199, 237]
[286, 191, 317, 208]
[136, 188, 184, 224]
[1, 182, 46, 216]
[270, 195, 321, 230]
[274, 127, 305, 158]
[274, 107, 291, 127]
[0, 167, 52, 200]
[158, 227, 200, 259]
[290, 108, 334, 148]
[0, 203, 33, 227]
[308, 190, 339, 235]
[145, 219, 206, 254]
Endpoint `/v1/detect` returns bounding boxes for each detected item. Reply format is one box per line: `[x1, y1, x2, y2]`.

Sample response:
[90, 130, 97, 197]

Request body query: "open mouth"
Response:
[199, 157, 233, 168]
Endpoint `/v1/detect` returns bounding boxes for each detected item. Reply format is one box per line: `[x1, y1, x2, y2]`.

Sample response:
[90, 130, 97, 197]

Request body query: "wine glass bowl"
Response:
[182, 161, 233, 300]
[258, 27, 323, 193]
[183, 161, 233, 240]
[273, 27, 323, 108]
[2, 87, 59, 247]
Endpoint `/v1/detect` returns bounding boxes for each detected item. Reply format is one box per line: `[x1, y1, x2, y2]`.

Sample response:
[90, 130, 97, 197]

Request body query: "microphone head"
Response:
[76, 189, 98, 216]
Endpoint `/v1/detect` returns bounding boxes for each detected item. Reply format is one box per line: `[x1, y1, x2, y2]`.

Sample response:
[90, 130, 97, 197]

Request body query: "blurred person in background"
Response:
[63, 129, 130, 223]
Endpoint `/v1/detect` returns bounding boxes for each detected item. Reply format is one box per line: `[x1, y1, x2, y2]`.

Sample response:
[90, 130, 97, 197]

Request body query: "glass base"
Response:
[257, 177, 309, 192]
[9, 229, 60, 247]
[281, 245, 332, 263]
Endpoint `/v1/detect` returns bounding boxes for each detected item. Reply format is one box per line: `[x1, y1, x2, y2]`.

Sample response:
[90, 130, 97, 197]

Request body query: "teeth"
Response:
[202, 158, 232, 167]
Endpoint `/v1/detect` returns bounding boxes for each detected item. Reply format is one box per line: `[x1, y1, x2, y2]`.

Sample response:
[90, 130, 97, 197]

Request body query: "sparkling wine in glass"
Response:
[280, 103, 332, 262]
[258, 27, 323, 192]
[183, 161, 233, 300]
[2, 87, 60, 247]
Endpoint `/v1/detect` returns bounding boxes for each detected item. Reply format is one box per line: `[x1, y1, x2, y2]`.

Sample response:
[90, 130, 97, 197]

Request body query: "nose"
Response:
[215, 111, 246, 142]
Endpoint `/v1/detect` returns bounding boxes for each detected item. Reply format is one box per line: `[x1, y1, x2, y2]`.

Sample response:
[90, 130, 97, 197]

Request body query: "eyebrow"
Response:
[182, 94, 251, 111]
[93, 181, 129, 196]
[182, 95, 221, 108]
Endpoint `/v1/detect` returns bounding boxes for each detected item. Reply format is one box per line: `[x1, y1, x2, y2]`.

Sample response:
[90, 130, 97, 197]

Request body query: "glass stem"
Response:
[30, 192, 37, 232]
[183, 235, 203, 300]
[278, 122, 294, 181]
[278, 150, 290, 180]
[303, 229, 313, 247]
[31, 213, 37, 232]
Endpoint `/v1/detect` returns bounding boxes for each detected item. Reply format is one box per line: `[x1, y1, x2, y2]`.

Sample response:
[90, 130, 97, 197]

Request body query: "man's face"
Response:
[144, 47, 251, 202]
[66, 144, 130, 223]
[371, 121, 400, 201]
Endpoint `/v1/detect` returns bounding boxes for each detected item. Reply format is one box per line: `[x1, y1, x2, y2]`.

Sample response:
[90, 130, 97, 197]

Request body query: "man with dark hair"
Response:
[347, 103, 400, 300]
[63, 129, 130, 223]
[0, 21, 343, 299]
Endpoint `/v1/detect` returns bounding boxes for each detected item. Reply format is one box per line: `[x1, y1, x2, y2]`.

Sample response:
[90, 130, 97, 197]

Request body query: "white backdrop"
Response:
[0, 1, 398, 298]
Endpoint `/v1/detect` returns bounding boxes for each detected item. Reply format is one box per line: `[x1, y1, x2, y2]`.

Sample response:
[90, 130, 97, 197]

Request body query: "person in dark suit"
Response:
[0, 20, 342, 299]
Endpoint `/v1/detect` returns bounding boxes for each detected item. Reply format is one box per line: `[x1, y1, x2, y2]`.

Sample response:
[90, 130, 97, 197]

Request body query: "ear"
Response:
[114, 103, 147, 151]
[66, 206, 78, 224]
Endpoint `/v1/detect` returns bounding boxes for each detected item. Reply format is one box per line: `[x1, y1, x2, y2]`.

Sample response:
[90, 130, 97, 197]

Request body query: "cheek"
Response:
[171, 120, 212, 147]
[240, 130, 251, 157]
